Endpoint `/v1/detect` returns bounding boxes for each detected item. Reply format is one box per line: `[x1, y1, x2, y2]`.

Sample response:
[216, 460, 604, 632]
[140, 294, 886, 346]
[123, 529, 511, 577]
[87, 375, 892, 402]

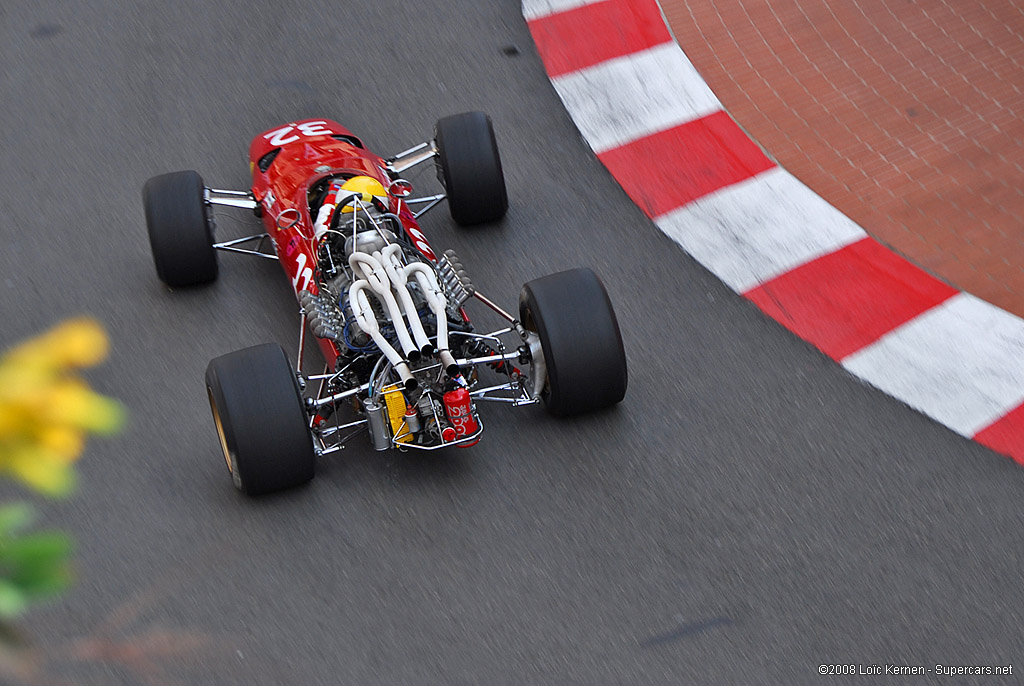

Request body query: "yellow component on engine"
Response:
[382, 384, 412, 444]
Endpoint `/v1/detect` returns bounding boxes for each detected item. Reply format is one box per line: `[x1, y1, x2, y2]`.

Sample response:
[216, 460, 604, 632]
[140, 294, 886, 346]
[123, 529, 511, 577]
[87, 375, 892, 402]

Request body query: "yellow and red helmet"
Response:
[340, 175, 387, 212]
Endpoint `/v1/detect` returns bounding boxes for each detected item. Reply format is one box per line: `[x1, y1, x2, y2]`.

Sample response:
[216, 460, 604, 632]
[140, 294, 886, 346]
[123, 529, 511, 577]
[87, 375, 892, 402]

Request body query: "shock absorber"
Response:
[463, 338, 518, 377]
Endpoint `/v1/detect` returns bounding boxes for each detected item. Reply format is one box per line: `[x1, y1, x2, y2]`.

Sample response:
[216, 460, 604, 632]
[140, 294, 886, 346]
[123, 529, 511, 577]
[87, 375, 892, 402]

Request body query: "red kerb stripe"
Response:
[526, 0, 673, 78]
[597, 111, 775, 218]
[973, 404, 1024, 465]
[744, 238, 959, 360]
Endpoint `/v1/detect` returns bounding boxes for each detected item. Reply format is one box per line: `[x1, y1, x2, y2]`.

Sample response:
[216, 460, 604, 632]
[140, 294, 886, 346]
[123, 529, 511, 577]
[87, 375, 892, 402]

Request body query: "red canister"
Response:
[443, 387, 478, 444]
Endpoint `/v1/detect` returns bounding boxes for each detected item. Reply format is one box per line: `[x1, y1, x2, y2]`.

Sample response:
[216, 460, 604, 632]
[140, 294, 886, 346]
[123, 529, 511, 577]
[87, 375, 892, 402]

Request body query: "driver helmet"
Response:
[339, 175, 388, 213]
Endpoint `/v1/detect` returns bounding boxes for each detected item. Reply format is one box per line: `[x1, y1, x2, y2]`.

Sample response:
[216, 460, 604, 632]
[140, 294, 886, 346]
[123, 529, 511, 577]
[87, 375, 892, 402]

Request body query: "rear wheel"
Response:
[143, 170, 218, 287]
[434, 111, 508, 226]
[205, 343, 315, 496]
[520, 268, 628, 417]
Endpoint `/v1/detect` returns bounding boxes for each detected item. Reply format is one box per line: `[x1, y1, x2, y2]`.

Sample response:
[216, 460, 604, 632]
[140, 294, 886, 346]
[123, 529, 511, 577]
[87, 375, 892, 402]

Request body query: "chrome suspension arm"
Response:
[212, 234, 278, 260]
[387, 142, 438, 174]
[206, 187, 259, 210]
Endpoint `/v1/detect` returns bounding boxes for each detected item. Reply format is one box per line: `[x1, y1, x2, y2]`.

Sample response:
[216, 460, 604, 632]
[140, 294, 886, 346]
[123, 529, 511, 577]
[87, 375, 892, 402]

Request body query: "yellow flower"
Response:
[0, 319, 123, 496]
[3, 317, 109, 370]
[3, 441, 76, 496]
[35, 426, 85, 464]
[47, 380, 124, 435]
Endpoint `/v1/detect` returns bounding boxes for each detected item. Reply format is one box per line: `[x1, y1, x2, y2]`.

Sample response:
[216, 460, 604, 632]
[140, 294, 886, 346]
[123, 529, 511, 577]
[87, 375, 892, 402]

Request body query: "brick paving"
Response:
[657, 0, 1024, 317]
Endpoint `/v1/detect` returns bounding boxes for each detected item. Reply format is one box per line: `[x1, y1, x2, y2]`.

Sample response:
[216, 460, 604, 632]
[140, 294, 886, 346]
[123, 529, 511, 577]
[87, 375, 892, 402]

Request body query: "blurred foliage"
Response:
[0, 504, 71, 620]
[0, 319, 210, 683]
[0, 318, 124, 622]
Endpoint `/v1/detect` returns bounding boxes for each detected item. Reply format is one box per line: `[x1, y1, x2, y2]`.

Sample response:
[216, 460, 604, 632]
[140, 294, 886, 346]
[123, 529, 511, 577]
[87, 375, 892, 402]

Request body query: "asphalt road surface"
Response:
[2, 1, 1022, 684]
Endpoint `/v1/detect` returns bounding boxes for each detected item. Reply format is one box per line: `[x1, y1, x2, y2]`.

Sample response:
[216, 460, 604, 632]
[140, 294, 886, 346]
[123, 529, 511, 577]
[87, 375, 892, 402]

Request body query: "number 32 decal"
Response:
[263, 121, 334, 146]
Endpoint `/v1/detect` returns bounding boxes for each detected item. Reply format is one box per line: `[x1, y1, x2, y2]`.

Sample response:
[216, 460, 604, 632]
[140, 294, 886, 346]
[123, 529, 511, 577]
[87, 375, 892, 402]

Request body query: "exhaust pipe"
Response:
[349, 251, 420, 362]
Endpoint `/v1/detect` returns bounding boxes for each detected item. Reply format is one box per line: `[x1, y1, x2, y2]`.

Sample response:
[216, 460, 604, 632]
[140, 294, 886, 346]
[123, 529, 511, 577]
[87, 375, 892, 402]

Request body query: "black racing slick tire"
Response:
[143, 170, 218, 287]
[434, 111, 508, 226]
[519, 268, 628, 417]
[205, 343, 315, 496]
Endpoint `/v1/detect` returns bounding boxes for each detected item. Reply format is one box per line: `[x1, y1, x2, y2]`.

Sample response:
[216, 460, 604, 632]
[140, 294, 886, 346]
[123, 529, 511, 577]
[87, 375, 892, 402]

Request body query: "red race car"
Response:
[143, 112, 627, 495]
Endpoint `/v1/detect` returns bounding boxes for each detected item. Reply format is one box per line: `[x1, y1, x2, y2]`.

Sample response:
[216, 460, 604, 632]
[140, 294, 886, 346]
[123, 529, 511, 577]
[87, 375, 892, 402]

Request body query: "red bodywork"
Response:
[246, 119, 438, 370]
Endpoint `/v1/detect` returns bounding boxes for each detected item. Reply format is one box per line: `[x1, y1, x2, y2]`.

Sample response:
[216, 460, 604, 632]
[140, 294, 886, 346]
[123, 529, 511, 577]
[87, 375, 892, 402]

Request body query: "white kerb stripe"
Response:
[523, 0, 605, 20]
[654, 168, 867, 293]
[842, 293, 1024, 436]
[552, 42, 721, 154]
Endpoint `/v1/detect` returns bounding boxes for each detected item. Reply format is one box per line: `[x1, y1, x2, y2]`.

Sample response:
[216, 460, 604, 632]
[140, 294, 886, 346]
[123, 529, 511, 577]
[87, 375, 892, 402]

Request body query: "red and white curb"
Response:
[523, 0, 1024, 462]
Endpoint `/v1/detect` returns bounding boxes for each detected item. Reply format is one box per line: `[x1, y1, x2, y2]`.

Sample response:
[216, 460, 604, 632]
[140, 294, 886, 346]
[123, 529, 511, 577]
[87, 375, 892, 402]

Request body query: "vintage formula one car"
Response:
[143, 112, 627, 495]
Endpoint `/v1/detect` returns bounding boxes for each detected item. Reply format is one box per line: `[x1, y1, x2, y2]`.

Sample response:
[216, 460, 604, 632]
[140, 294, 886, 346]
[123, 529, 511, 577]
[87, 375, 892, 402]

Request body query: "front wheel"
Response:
[205, 343, 315, 496]
[519, 268, 628, 416]
[143, 170, 218, 287]
[434, 111, 508, 226]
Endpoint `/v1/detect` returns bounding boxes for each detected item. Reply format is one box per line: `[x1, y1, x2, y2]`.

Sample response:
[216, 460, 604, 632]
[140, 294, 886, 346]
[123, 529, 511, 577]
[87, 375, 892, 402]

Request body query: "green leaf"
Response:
[4, 532, 71, 589]
[5, 532, 70, 566]
[13, 570, 70, 597]
[0, 582, 27, 620]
